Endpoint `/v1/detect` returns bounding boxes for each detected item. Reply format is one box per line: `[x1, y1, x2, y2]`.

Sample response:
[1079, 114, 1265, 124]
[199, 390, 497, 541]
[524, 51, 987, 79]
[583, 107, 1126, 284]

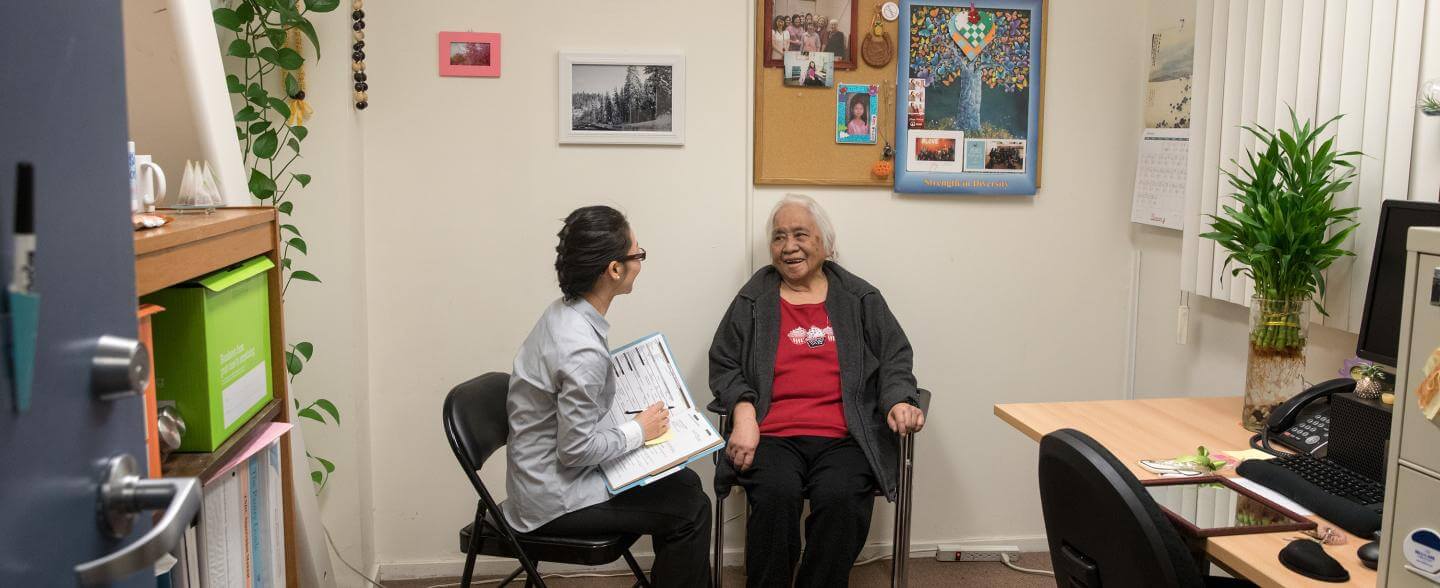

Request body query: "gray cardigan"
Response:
[708, 261, 919, 500]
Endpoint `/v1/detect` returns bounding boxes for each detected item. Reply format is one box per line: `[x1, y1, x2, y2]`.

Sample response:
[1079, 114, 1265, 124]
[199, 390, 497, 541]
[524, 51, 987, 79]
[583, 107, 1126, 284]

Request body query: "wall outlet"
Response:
[934, 544, 1020, 562]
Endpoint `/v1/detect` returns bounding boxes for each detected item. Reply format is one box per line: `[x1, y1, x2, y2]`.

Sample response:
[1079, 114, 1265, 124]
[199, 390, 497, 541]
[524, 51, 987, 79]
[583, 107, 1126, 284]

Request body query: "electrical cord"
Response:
[1000, 553, 1054, 577]
[325, 524, 386, 588]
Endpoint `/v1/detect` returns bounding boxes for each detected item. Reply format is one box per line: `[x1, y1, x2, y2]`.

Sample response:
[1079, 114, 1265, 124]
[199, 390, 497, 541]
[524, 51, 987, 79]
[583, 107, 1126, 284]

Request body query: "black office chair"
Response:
[1037, 428, 1257, 588]
[706, 388, 930, 588]
[442, 372, 652, 588]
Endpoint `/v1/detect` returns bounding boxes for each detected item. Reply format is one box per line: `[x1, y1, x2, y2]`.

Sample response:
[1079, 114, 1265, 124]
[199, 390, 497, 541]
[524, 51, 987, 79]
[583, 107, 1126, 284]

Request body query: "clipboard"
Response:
[601, 333, 725, 494]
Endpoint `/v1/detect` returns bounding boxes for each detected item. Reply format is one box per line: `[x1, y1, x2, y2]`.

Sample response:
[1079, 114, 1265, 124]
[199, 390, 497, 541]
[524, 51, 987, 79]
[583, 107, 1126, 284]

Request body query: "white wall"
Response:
[345, 0, 1153, 575]
[359, 0, 750, 573]
[276, 8, 376, 584]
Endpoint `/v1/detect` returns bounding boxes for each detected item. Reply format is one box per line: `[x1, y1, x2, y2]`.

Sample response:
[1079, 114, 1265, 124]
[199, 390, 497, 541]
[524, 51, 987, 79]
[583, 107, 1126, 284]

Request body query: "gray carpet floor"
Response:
[382, 553, 1055, 587]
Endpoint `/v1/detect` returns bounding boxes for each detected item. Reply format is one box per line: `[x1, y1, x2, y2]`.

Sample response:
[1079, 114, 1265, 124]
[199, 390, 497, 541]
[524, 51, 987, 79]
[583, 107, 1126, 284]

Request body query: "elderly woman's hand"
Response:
[887, 402, 925, 436]
[727, 402, 760, 470]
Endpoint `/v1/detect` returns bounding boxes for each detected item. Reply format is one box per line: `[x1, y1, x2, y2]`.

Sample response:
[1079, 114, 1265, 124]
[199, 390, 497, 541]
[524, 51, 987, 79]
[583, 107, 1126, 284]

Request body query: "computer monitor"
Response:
[1356, 199, 1440, 368]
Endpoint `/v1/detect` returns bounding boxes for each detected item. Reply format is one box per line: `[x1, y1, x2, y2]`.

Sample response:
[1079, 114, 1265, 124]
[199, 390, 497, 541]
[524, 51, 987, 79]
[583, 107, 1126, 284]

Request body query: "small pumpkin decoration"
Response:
[872, 142, 895, 178]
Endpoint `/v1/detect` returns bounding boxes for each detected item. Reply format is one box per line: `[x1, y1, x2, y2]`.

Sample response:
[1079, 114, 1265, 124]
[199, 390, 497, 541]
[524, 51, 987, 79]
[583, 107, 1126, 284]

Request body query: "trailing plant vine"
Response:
[214, 0, 341, 492]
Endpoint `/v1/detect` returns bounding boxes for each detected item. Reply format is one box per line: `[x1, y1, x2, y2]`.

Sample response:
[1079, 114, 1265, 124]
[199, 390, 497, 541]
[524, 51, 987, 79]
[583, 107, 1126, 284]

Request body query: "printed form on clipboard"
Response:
[601, 333, 725, 494]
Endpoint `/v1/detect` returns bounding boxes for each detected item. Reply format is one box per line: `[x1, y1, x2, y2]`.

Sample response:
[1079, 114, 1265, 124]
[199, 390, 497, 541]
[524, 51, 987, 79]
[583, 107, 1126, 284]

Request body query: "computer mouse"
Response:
[1357, 540, 1379, 570]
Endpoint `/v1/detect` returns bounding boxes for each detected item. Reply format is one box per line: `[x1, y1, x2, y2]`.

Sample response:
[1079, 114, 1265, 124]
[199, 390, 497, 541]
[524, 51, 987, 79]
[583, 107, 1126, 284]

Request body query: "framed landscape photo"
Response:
[762, 0, 859, 70]
[558, 53, 686, 145]
[894, 0, 1046, 195]
[438, 32, 501, 77]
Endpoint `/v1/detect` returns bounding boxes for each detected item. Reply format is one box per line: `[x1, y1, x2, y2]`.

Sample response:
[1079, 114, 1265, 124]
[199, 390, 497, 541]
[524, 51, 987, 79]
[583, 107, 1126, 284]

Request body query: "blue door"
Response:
[1, 2, 199, 585]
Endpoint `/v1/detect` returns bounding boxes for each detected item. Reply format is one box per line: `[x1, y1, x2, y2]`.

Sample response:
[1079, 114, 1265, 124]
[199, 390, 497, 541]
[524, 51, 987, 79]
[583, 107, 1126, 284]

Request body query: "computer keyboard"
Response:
[1271, 453, 1385, 506]
[1236, 458, 1383, 537]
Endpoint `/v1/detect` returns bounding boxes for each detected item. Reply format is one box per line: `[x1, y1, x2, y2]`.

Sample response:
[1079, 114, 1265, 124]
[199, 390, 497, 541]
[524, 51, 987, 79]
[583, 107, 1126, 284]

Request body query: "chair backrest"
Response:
[442, 372, 512, 494]
[1037, 428, 1205, 588]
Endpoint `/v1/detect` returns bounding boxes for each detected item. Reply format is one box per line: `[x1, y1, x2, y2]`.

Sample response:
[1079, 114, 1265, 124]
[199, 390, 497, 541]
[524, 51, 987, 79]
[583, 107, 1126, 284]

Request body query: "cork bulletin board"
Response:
[754, 1, 899, 187]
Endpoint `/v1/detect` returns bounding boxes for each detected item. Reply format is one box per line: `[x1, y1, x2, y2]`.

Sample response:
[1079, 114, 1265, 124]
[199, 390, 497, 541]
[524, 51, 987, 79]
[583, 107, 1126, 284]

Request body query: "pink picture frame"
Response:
[438, 32, 501, 77]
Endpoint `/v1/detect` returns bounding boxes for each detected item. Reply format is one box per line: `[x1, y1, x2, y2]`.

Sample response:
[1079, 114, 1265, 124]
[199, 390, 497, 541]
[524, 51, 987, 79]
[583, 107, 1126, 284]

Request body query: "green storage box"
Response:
[144, 256, 275, 451]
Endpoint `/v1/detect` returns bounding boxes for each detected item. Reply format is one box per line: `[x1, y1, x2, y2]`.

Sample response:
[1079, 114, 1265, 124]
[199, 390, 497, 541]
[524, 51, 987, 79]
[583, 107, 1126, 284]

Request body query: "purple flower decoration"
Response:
[1339, 357, 1371, 379]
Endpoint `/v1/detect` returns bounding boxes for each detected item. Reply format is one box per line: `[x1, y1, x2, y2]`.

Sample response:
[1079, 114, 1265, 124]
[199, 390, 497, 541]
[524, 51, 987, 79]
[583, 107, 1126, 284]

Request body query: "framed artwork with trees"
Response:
[558, 53, 685, 145]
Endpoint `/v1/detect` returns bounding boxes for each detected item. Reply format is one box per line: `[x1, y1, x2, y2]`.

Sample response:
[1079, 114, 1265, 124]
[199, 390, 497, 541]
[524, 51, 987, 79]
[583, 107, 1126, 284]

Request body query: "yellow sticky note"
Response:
[644, 430, 674, 446]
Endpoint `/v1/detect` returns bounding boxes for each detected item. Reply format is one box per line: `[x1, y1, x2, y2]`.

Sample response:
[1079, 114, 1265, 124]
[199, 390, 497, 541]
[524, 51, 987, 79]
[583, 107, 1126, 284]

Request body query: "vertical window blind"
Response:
[1178, 0, 1427, 332]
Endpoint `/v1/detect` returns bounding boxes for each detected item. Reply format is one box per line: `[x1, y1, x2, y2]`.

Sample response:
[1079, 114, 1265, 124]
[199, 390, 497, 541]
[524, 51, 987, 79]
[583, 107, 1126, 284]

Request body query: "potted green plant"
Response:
[1201, 110, 1361, 432]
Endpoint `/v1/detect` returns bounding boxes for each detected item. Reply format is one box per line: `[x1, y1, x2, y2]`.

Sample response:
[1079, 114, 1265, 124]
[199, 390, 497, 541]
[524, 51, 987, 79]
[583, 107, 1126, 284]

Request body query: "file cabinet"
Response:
[1380, 228, 1440, 586]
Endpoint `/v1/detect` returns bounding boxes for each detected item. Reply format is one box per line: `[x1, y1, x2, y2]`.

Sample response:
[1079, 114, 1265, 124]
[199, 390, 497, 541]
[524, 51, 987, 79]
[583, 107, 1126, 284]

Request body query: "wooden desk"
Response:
[995, 396, 1377, 588]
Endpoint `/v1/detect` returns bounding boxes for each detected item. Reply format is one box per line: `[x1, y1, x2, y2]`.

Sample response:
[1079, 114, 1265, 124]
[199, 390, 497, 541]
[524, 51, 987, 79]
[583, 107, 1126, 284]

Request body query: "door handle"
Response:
[92, 335, 148, 400]
[74, 454, 200, 585]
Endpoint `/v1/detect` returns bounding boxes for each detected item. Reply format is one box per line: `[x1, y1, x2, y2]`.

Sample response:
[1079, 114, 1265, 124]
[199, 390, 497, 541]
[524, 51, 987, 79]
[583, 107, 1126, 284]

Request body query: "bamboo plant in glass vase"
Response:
[1202, 110, 1361, 432]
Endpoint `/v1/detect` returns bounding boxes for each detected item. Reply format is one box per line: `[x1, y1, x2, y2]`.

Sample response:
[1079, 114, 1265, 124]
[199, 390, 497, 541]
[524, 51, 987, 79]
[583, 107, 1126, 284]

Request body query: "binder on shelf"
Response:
[196, 423, 289, 587]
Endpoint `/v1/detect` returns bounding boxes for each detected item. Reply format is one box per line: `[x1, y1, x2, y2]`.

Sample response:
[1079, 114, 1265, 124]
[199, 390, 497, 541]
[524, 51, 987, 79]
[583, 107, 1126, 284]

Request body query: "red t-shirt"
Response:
[759, 298, 848, 438]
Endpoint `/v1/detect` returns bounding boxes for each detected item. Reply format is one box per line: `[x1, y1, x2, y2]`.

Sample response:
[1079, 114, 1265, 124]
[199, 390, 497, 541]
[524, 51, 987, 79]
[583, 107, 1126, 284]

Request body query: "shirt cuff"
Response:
[619, 419, 644, 451]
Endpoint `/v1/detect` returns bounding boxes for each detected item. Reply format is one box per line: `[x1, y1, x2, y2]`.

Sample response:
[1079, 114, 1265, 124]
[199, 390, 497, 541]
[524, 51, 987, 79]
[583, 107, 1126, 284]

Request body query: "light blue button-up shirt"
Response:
[501, 297, 643, 532]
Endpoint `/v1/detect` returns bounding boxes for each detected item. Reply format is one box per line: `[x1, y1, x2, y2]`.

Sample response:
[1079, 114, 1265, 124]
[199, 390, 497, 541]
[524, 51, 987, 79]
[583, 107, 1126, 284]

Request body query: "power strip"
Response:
[934, 544, 1021, 562]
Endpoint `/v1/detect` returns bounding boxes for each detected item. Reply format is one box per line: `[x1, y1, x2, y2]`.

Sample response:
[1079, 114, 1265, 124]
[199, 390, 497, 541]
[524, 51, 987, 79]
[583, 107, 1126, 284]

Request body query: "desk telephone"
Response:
[1260, 378, 1357, 456]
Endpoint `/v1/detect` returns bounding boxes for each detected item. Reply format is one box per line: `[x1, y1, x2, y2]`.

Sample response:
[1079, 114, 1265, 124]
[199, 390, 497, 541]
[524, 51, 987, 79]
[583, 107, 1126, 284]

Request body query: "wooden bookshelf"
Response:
[160, 398, 282, 479]
[135, 206, 297, 585]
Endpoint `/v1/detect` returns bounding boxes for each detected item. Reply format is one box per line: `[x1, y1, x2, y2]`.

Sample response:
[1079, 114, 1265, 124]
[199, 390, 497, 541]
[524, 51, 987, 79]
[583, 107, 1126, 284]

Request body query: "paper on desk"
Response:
[1230, 477, 1314, 516]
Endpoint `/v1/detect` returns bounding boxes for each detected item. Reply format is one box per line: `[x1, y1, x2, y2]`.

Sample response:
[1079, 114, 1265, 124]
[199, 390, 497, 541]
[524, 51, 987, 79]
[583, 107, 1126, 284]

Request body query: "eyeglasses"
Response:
[618, 248, 647, 263]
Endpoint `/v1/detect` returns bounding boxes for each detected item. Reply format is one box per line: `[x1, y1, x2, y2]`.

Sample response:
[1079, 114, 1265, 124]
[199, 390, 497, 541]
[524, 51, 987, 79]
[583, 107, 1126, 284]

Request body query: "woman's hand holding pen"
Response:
[634, 401, 670, 441]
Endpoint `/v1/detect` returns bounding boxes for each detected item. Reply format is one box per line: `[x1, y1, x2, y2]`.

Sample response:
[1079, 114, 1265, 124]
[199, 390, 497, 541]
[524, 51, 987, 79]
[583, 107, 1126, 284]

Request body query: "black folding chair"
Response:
[443, 372, 652, 588]
[706, 388, 930, 588]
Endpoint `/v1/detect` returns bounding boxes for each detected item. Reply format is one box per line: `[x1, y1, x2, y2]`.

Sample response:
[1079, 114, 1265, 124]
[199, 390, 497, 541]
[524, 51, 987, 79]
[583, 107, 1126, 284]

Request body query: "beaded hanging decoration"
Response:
[285, 21, 314, 126]
[352, 0, 368, 109]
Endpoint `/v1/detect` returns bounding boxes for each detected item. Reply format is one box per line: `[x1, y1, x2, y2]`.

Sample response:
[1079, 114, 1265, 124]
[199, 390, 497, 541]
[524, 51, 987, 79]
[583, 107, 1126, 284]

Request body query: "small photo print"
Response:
[983, 139, 1026, 172]
[916, 138, 956, 161]
[963, 139, 987, 170]
[836, 84, 878, 144]
[907, 78, 926, 129]
[450, 41, 491, 66]
[906, 130, 966, 172]
[783, 51, 834, 87]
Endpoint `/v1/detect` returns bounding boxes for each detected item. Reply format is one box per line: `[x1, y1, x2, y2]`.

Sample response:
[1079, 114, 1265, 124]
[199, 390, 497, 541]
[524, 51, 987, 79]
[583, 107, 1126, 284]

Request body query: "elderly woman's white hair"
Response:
[766, 193, 838, 258]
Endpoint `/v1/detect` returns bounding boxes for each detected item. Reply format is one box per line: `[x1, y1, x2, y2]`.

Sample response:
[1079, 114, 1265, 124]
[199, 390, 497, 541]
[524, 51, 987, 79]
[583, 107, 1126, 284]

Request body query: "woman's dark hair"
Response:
[555, 206, 631, 302]
[849, 92, 869, 120]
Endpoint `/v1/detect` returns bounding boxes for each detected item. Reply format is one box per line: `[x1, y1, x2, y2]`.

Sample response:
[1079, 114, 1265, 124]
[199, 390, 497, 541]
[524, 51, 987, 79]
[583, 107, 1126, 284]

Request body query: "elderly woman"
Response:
[709, 194, 924, 587]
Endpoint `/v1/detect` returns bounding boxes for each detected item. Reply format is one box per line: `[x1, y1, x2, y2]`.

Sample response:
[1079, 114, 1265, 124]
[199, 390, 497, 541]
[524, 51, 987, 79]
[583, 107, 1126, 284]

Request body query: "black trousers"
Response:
[533, 467, 711, 588]
[737, 436, 877, 588]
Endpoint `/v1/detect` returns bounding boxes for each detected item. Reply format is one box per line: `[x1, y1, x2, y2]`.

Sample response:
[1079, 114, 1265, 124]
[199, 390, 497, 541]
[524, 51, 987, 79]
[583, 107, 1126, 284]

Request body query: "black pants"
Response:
[737, 436, 876, 588]
[534, 467, 711, 588]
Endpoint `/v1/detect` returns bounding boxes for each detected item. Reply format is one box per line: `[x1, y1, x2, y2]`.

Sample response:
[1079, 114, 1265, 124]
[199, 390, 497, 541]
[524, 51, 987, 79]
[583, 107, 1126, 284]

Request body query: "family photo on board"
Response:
[765, 0, 858, 68]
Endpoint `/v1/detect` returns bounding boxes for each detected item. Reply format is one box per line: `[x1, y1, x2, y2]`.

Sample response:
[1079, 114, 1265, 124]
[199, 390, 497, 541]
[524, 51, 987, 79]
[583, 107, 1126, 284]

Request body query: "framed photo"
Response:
[894, 0, 1046, 195]
[763, 0, 859, 70]
[836, 84, 878, 144]
[782, 51, 834, 87]
[438, 32, 501, 77]
[558, 53, 685, 145]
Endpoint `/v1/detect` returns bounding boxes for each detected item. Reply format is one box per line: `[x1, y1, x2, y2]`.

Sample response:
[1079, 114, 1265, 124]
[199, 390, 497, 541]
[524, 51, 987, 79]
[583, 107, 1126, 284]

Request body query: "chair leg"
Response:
[495, 566, 524, 588]
[891, 433, 916, 588]
[622, 549, 651, 588]
[462, 505, 485, 588]
[713, 489, 727, 588]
